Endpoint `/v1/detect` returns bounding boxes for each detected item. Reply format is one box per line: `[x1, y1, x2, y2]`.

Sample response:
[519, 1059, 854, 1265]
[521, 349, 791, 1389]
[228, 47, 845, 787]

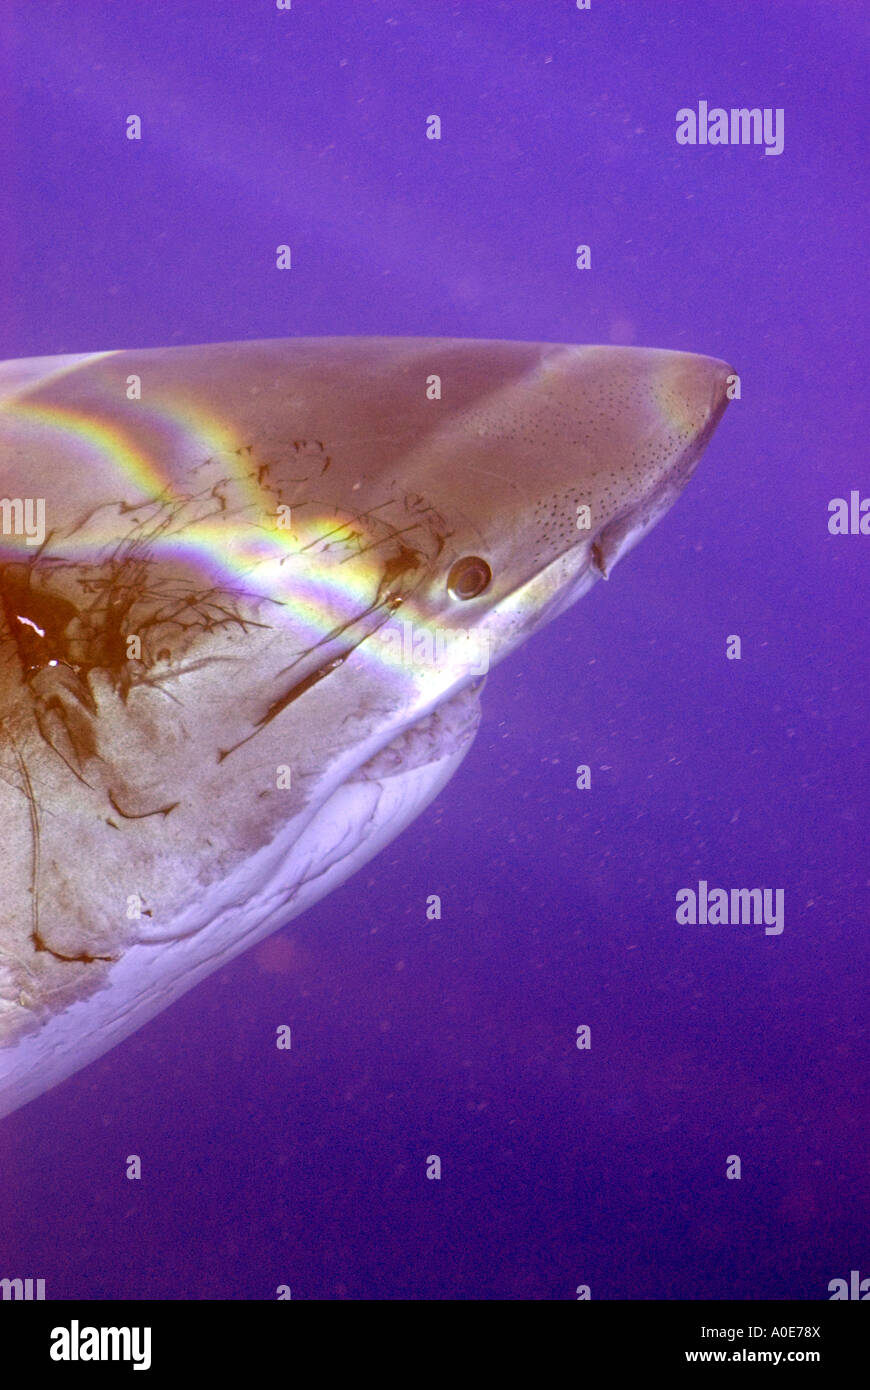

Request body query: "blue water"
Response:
[1, 1, 867, 1300]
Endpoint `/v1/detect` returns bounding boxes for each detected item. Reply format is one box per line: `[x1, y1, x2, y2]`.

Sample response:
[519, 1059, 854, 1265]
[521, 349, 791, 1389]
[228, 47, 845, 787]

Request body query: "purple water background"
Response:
[0, 0, 867, 1300]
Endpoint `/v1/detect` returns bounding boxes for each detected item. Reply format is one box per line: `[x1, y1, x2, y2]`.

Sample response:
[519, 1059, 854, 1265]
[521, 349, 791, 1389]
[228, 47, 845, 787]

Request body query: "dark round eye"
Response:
[446, 555, 492, 600]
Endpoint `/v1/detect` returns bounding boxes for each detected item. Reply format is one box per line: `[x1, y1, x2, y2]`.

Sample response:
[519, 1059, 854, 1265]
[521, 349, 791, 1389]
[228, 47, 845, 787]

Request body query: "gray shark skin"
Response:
[0, 337, 732, 1119]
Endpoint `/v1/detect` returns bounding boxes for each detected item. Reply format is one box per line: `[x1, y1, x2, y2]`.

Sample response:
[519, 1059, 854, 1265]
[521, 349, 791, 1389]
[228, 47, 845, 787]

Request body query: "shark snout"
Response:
[428, 342, 735, 638]
[571, 347, 735, 580]
[642, 347, 734, 460]
[651, 349, 735, 494]
[668, 350, 734, 421]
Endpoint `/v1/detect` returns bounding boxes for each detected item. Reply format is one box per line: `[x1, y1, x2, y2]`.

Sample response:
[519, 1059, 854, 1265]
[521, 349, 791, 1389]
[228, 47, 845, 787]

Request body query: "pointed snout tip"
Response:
[671, 348, 733, 388]
[665, 350, 735, 427]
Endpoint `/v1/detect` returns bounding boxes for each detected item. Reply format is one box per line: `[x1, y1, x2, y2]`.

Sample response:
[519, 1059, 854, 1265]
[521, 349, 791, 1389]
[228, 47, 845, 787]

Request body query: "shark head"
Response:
[0, 337, 731, 1117]
[354, 341, 732, 695]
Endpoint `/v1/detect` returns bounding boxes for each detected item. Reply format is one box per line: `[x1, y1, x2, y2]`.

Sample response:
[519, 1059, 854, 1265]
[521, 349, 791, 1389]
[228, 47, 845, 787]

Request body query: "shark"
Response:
[0, 336, 732, 1120]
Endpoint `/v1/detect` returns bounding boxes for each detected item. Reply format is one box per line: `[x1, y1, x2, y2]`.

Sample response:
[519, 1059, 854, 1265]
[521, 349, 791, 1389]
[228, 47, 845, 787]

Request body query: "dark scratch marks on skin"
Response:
[10, 739, 41, 972]
[216, 548, 421, 763]
[217, 578, 410, 762]
[10, 737, 114, 966]
[288, 440, 331, 477]
[297, 519, 359, 553]
[217, 636, 367, 764]
[270, 542, 420, 681]
[134, 653, 250, 702]
[35, 941, 115, 965]
[118, 489, 175, 517]
[32, 705, 96, 787]
[268, 583, 405, 686]
[214, 487, 454, 761]
[0, 481, 284, 791]
[19, 530, 54, 564]
[341, 525, 429, 563]
[108, 791, 179, 820]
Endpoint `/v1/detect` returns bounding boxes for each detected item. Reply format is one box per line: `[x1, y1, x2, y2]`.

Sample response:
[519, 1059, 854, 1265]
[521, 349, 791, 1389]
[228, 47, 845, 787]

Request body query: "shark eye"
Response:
[447, 555, 492, 600]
